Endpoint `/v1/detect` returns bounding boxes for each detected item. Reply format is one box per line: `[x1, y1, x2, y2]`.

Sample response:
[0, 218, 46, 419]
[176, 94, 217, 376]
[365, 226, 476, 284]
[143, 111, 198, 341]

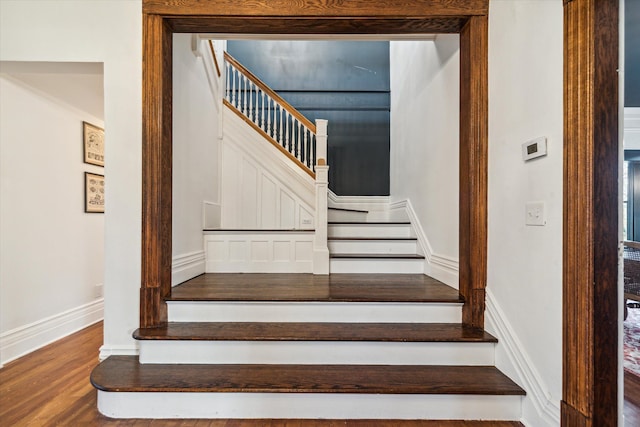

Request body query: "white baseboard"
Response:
[485, 289, 561, 427]
[328, 190, 391, 213]
[99, 344, 139, 362]
[0, 299, 104, 366]
[390, 199, 459, 288]
[172, 250, 206, 287]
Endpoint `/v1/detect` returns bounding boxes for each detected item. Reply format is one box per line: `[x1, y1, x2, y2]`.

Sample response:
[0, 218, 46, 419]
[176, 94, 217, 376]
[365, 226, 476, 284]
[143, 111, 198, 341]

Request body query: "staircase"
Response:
[91, 47, 525, 422]
[92, 273, 524, 420]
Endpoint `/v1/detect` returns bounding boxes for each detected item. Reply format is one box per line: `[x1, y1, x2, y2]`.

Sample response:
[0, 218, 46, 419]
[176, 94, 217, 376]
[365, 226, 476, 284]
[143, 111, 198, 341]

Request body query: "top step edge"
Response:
[328, 207, 369, 214]
[328, 221, 411, 225]
[204, 229, 314, 233]
[133, 322, 498, 343]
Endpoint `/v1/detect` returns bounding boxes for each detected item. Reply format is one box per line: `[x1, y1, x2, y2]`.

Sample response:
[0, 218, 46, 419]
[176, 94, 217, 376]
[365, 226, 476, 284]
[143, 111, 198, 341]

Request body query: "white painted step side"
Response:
[168, 301, 462, 323]
[138, 340, 495, 365]
[98, 391, 522, 420]
[328, 239, 418, 254]
[328, 224, 413, 238]
[328, 209, 368, 222]
[330, 258, 424, 274]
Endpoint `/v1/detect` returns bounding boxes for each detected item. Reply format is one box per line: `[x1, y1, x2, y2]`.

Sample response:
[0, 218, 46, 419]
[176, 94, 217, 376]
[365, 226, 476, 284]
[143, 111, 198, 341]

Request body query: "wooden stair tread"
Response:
[169, 273, 462, 303]
[92, 356, 525, 396]
[133, 322, 497, 342]
[329, 237, 418, 241]
[331, 253, 426, 259]
[328, 207, 369, 213]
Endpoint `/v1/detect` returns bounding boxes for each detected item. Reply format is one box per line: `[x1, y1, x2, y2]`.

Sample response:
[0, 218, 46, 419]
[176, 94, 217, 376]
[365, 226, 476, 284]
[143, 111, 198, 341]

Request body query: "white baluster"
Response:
[260, 92, 265, 130]
[225, 63, 230, 102]
[296, 121, 301, 159]
[230, 66, 236, 106]
[267, 96, 272, 137]
[242, 76, 247, 115]
[303, 126, 308, 166]
[248, 81, 253, 121]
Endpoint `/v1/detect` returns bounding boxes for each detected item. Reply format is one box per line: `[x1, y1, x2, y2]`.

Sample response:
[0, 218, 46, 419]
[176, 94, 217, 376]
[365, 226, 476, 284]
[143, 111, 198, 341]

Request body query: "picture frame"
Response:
[83, 121, 104, 167]
[85, 172, 105, 213]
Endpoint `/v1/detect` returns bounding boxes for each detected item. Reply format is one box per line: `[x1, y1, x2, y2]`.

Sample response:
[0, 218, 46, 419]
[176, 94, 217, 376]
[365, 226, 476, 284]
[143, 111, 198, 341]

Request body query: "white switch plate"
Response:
[526, 201, 546, 226]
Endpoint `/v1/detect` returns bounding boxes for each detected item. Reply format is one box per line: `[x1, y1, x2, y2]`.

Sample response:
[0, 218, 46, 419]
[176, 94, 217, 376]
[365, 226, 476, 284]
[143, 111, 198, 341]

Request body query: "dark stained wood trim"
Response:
[459, 15, 488, 329]
[141, 13, 173, 328]
[562, 0, 619, 425]
[140, 0, 489, 344]
[169, 17, 467, 35]
[143, 0, 489, 17]
[208, 40, 221, 77]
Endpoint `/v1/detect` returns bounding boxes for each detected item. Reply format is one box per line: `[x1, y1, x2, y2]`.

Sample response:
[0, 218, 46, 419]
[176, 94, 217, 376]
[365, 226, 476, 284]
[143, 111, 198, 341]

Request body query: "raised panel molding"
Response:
[221, 108, 315, 230]
[205, 231, 314, 273]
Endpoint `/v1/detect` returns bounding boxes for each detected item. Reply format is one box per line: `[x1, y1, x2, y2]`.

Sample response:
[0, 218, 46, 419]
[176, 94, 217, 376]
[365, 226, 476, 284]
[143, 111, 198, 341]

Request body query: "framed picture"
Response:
[83, 121, 104, 167]
[85, 172, 105, 213]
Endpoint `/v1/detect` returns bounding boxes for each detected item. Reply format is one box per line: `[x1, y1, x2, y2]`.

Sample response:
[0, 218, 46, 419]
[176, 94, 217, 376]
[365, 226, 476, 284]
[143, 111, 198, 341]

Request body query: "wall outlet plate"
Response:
[522, 136, 548, 161]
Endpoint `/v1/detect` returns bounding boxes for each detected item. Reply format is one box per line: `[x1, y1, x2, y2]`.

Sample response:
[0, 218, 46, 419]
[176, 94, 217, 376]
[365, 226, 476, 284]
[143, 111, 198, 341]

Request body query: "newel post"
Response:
[313, 119, 329, 275]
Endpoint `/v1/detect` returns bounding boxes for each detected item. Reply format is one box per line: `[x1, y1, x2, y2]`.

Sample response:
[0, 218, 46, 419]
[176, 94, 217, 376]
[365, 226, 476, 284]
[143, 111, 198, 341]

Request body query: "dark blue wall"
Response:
[227, 41, 390, 196]
[626, 0, 640, 107]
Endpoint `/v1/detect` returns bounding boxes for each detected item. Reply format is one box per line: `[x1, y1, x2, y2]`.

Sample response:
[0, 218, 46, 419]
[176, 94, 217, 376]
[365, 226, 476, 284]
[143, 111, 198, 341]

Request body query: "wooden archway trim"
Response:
[140, 0, 490, 330]
[562, 0, 619, 425]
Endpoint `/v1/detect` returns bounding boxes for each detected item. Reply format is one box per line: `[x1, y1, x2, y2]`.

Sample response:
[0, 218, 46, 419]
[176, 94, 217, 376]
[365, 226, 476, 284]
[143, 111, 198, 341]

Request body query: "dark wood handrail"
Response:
[624, 240, 640, 250]
[224, 51, 316, 133]
[208, 40, 221, 78]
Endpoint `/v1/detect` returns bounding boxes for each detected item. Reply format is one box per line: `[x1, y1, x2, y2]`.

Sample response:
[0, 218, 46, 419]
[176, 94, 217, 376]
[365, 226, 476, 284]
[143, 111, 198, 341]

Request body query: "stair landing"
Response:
[169, 273, 461, 302]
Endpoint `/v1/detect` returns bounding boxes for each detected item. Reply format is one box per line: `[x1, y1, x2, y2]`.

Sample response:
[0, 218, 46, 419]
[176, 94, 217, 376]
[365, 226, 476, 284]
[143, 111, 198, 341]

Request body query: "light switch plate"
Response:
[526, 201, 546, 226]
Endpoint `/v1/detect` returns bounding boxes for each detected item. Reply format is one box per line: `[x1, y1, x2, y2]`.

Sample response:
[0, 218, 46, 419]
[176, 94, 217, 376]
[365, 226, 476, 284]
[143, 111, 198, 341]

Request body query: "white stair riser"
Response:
[330, 258, 424, 274]
[328, 239, 418, 254]
[328, 210, 368, 222]
[168, 301, 462, 323]
[328, 224, 413, 238]
[139, 340, 495, 365]
[98, 392, 522, 420]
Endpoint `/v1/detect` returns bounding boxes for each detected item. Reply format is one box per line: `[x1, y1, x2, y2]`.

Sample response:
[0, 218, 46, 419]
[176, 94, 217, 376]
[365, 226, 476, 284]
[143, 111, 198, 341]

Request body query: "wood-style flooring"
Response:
[169, 273, 462, 302]
[1, 322, 525, 426]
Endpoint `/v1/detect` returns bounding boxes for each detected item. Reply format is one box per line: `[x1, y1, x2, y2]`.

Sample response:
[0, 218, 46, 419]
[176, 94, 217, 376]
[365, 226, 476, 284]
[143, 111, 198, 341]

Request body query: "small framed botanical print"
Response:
[85, 172, 105, 213]
[83, 121, 104, 167]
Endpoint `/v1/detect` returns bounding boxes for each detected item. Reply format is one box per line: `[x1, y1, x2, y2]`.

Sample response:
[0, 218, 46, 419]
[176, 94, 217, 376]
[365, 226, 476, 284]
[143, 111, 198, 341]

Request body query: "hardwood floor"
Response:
[1, 322, 524, 426]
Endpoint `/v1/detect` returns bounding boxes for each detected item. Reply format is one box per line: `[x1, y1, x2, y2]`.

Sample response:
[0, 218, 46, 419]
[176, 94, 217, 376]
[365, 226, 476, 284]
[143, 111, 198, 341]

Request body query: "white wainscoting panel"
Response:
[221, 108, 315, 230]
[205, 231, 314, 273]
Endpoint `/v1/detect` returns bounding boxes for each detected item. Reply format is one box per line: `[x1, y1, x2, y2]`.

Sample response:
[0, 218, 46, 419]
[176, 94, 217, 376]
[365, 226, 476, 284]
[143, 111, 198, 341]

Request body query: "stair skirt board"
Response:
[330, 258, 424, 274]
[97, 392, 522, 420]
[138, 340, 495, 365]
[168, 302, 463, 323]
[328, 239, 418, 254]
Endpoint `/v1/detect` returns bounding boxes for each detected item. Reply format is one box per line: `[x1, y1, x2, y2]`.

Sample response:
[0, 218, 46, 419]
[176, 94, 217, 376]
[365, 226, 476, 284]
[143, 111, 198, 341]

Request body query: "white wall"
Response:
[172, 34, 221, 285]
[389, 36, 460, 279]
[486, 1, 563, 425]
[0, 73, 104, 365]
[0, 0, 143, 358]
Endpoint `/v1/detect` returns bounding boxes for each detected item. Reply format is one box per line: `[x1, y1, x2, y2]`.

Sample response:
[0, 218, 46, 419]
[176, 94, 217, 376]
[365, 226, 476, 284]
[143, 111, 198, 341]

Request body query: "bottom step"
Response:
[92, 356, 524, 420]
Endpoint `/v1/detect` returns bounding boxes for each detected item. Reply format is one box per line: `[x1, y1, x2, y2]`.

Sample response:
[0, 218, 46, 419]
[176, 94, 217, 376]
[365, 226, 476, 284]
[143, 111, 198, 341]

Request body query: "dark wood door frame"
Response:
[562, 0, 619, 425]
[140, 0, 621, 424]
[140, 0, 490, 330]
